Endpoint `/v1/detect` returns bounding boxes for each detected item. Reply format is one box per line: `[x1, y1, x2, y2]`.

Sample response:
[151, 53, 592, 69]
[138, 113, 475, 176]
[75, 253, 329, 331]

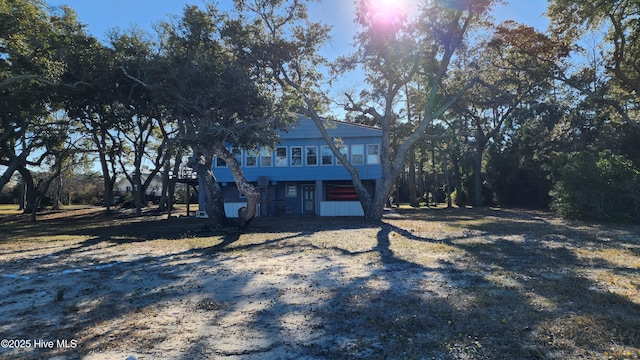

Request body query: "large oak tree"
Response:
[230, 0, 497, 220]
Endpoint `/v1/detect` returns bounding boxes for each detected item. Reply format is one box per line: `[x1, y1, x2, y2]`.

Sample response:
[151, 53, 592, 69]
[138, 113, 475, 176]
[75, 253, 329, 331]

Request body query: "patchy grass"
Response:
[0, 207, 639, 359]
[0, 204, 22, 215]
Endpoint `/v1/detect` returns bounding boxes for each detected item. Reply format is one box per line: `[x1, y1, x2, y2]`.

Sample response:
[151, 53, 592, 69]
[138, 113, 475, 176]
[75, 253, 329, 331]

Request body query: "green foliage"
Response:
[155, 4, 295, 151]
[550, 150, 640, 221]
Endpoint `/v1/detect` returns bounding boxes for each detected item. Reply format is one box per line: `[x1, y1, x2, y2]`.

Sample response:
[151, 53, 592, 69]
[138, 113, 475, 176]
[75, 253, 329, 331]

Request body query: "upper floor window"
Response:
[276, 147, 288, 167]
[260, 148, 272, 167]
[367, 144, 380, 164]
[245, 149, 259, 167]
[306, 146, 318, 166]
[291, 146, 303, 166]
[351, 144, 364, 165]
[337, 145, 348, 165]
[215, 156, 227, 167]
[321, 146, 333, 166]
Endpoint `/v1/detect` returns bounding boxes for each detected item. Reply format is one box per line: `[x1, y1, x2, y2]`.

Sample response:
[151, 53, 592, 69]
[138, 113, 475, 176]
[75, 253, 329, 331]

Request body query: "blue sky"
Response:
[44, 0, 550, 115]
[46, 0, 549, 54]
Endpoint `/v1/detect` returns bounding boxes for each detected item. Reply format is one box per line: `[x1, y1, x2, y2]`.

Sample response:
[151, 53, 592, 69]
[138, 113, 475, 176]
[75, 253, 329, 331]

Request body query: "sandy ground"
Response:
[0, 210, 423, 360]
[0, 208, 639, 359]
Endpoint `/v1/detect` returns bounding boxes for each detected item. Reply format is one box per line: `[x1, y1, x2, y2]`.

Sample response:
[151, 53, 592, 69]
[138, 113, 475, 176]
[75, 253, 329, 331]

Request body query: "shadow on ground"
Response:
[0, 207, 638, 359]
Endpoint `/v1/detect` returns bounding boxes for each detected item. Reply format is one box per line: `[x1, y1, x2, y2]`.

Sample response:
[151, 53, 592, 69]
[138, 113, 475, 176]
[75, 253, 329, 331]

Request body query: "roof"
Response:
[280, 114, 382, 140]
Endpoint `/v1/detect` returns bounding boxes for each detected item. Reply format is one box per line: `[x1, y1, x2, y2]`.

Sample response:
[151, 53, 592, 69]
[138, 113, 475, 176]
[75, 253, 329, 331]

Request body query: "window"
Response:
[246, 149, 258, 167]
[215, 157, 227, 167]
[321, 146, 333, 165]
[286, 184, 297, 197]
[260, 148, 272, 167]
[306, 146, 318, 166]
[291, 146, 303, 166]
[276, 147, 288, 166]
[367, 144, 380, 164]
[351, 144, 364, 165]
[232, 148, 242, 167]
[337, 145, 348, 164]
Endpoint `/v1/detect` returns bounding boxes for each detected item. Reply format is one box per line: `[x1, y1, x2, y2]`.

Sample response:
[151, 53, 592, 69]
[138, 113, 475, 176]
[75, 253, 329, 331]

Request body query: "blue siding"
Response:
[213, 115, 382, 183]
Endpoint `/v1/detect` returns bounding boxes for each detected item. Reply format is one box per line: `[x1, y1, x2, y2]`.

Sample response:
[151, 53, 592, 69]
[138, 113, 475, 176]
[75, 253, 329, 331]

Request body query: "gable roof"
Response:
[280, 114, 381, 140]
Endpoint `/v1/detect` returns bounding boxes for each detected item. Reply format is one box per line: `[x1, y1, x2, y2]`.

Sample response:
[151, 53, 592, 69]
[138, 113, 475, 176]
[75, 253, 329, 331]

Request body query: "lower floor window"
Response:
[286, 184, 297, 197]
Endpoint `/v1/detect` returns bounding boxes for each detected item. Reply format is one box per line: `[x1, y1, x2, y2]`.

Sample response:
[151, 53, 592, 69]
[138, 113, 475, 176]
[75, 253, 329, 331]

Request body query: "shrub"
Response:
[550, 150, 640, 221]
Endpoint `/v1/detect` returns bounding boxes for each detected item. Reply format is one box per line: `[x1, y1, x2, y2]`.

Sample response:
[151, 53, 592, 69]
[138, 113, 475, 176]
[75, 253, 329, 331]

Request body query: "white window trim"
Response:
[337, 145, 349, 165]
[245, 149, 259, 168]
[321, 145, 333, 166]
[290, 146, 303, 167]
[351, 144, 364, 165]
[367, 144, 380, 165]
[260, 148, 273, 167]
[305, 146, 318, 166]
[276, 146, 288, 167]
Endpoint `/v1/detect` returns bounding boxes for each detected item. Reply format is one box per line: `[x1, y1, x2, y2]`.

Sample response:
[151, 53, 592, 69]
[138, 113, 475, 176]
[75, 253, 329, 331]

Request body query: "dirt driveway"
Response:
[1, 207, 639, 359]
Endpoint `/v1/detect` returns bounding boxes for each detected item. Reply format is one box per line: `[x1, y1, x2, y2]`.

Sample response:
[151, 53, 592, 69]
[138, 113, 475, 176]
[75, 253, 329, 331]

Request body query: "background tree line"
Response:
[1, 0, 638, 223]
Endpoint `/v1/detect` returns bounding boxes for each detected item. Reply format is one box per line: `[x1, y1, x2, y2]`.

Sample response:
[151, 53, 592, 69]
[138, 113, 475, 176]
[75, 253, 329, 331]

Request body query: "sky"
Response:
[44, 0, 550, 115]
[45, 0, 550, 54]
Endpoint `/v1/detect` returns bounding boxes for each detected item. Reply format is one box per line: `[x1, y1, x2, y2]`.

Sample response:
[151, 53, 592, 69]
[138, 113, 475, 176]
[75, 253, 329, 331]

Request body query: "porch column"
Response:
[315, 180, 323, 216]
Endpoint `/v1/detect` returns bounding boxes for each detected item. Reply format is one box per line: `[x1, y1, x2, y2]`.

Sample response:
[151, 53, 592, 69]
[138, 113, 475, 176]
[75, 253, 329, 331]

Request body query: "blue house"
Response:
[202, 114, 382, 217]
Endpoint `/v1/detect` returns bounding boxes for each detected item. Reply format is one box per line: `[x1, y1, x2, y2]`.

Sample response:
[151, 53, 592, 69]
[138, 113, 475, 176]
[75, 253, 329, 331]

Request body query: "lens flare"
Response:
[365, 0, 410, 29]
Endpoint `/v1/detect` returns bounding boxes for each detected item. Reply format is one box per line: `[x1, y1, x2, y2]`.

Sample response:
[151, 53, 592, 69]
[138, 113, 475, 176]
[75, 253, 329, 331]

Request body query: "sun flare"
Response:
[371, 0, 409, 12]
[366, 0, 410, 27]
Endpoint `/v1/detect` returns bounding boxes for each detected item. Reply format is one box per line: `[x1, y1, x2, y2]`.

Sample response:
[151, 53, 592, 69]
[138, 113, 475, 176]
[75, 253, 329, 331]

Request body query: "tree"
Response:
[550, 150, 640, 220]
[488, 2, 640, 217]
[1, 0, 64, 192]
[106, 29, 168, 216]
[484, 100, 564, 209]
[24, 116, 83, 221]
[547, 0, 640, 130]
[231, 0, 497, 220]
[1, 1, 92, 219]
[152, 4, 295, 227]
[58, 11, 126, 214]
[447, 23, 557, 207]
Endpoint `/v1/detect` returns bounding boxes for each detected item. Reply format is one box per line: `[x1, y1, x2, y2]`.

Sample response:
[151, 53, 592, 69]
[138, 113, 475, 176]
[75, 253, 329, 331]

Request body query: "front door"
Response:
[303, 185, 315, 215]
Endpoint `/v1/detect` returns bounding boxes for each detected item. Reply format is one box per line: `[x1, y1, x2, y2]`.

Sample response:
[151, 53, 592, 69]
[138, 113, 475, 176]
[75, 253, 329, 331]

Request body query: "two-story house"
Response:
[201, 114, 382, 217]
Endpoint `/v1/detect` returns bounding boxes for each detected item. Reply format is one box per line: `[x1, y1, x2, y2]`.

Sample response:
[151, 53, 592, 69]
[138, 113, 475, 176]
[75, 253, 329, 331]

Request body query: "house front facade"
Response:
[202, 114, 382, 217]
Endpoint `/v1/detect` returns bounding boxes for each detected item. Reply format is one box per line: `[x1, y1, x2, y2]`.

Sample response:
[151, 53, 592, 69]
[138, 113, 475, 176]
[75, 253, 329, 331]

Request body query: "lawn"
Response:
[0, 207, 639, 359]
[0, 204, 23, 215]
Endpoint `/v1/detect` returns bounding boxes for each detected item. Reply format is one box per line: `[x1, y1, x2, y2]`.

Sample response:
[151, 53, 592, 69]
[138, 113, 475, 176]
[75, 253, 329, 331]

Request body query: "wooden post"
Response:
[186, 183, 191, 216]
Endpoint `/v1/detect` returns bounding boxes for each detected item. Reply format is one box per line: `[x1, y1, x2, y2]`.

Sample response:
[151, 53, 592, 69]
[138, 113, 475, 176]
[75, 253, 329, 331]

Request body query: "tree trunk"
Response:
[213, 143, 259, 229]
[362, 171, 398, 221]
[443, 155, 452, 208]
[18, 167, 37, 215]
[19, 164, 62, 222]
[408, 145, 418, 207]
[418, 146, 426, 206]
[30, 177, 59, 222]
[166, 150, 183, 216]
[97, 149, 116, 214]
[0, 147, 30, 193]
[474, 142, 485, 208]
[158, 159, 171, 212]
[188, 154, 227, 227]
[18, 179, 25, 211]
[133, 168, 144, 217]
[450, 153, 464, 206]
[52, 176, 62, 210]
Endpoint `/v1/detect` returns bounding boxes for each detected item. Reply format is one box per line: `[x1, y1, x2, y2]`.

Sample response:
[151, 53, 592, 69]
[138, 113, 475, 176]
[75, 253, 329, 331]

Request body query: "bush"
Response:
[550, 150, 640, 221]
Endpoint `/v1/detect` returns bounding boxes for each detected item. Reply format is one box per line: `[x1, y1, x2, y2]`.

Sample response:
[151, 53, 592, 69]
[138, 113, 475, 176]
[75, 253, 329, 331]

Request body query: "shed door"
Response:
[303, 185, 315, 215]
